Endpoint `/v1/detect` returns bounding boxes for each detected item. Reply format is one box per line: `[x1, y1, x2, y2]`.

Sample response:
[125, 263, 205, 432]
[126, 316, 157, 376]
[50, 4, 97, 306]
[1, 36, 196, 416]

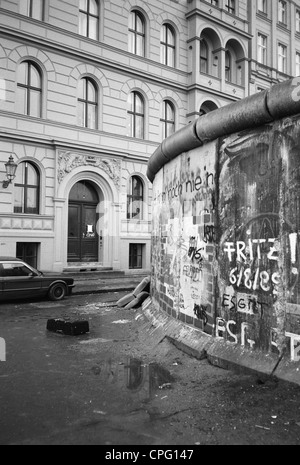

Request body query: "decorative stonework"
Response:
[0, 217, 54, 231]
[57, 151, 121, 189]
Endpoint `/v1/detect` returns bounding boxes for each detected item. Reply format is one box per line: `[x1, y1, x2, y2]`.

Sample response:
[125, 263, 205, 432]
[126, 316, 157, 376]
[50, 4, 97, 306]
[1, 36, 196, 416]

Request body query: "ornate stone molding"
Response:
[57, 151, 121, 189]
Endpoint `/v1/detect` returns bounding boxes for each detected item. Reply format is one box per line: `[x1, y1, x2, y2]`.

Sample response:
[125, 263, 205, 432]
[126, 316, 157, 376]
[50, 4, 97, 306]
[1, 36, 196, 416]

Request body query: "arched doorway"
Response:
[68, 181, 99, 263]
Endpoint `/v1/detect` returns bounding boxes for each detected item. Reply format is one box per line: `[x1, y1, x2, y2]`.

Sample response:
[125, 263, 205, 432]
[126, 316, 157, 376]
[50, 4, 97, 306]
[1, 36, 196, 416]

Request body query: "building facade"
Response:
[0, 0, 299, 273]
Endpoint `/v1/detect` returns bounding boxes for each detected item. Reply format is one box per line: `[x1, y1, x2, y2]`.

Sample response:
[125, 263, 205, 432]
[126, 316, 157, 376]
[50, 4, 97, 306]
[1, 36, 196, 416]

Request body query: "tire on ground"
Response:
[48, 282, 67, 301]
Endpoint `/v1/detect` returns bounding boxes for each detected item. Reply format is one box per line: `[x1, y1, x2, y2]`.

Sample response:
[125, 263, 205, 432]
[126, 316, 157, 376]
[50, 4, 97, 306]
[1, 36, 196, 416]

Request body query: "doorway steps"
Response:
[63, 263, 125, 278]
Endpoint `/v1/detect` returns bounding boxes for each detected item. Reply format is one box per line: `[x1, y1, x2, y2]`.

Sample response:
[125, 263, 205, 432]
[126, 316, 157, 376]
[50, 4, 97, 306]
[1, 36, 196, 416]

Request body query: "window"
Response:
[200, 39, 209, 74]
[25, 0, 44, 20]
[200, 101, 218, 115]
[127, 176, 144, 220]
[296, 10, 300, 33]
[225, 50, 232, 81]
[16, 243, 39, 269]
[17, 61, 42, 117]
[225, 0, 236, 15]
[129, 244, 143, 269]
[208, 0, 219, 6]
[296, 52, 300, 76]
[160, 24, 175, 67]
[0, 262, 35, 277]
[257, 0, 267, 14]
[78, 78, 98, 129]
[14, 162, 40, 215]
[258, 33, 267, 65]
[79, 0, 99, 40]
[128, 92, 145, 139]
[129, 10, 145, 56]
[278, 0, 287, 25]
[161, 100, 175, 139]
[278, 43, 287, 73]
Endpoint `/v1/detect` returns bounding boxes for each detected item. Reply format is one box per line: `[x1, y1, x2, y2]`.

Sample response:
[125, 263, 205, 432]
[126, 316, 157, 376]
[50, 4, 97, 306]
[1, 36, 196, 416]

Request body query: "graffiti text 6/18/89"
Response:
[229, 267, 280, 294]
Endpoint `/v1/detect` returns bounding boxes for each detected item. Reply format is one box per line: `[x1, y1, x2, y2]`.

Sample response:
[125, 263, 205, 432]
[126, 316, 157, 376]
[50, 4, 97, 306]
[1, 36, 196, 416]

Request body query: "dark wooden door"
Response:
[68, 202, 98, 262]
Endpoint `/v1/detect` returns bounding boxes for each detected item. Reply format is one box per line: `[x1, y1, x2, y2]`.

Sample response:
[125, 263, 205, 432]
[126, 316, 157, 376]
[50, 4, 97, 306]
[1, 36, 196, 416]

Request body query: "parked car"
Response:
[0, 257, 75, 302]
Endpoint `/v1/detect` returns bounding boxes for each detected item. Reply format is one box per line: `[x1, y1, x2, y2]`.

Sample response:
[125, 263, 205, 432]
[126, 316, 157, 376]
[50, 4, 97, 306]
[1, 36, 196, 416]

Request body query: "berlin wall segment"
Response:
[151, 141, 217, 336]
[217, 117, 300, 361]
[149, 78, 300, 367]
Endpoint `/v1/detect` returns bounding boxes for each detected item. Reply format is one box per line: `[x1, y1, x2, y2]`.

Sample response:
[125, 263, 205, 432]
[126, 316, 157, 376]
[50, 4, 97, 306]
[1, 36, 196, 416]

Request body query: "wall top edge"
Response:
[147, 77, 300, 183]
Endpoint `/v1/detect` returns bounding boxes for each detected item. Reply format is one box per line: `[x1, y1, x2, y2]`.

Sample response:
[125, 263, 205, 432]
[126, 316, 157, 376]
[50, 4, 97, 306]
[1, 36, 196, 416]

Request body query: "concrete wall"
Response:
[149, 78, 300, 364]
[151, 142, 217, 336]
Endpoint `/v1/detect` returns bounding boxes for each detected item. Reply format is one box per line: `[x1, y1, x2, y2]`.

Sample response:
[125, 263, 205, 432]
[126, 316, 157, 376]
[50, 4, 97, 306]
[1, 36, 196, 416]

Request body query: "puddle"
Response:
[92, 357, 176, 405]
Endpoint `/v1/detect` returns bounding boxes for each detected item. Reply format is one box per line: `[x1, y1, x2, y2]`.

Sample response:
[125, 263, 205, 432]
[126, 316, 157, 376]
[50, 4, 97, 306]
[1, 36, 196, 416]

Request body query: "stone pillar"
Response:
[112, 202, 121, 270]
[220, 47, 226, 93]
[53, 198, 67, 272]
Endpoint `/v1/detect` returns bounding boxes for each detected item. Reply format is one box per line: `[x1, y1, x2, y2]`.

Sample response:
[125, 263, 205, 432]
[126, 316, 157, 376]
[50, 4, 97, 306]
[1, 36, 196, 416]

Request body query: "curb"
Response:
[142, 298, 212, 360]
[72, 285, 137, 296]
[141, 299, 300, 387]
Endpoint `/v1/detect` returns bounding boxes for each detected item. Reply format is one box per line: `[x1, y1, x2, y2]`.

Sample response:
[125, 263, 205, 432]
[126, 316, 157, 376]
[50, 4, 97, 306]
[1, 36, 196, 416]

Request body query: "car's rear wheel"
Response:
[48, 283, 67, 301]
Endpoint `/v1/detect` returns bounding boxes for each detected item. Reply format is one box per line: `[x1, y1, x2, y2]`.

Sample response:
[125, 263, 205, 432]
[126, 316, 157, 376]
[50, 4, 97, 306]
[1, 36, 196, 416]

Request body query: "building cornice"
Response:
[0, 114, 157, 163]
[0, 9, 188, 93]
[256, 12, 272, 25]
[186, 8, 253, 40]
[186, 83, 242, 103]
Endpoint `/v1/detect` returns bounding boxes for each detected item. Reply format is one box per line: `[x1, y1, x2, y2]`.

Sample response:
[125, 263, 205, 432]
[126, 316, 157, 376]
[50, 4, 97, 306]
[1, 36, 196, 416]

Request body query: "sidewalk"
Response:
[140, 299, 300, 388]
[69, 271, 149, 296]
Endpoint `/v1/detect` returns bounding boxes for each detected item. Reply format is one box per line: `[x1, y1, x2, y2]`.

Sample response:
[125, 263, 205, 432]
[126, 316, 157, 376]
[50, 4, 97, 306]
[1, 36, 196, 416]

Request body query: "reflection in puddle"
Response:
[96, 358, 175, 402]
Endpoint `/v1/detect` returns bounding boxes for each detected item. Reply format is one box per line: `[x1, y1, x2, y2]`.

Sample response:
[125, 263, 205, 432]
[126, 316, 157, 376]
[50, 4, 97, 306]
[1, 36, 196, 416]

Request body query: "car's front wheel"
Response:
[48, 283, 67, 301]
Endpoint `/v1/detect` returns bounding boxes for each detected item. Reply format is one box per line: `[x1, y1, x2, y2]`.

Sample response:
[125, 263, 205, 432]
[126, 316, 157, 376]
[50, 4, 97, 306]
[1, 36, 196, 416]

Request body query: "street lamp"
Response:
[2, 154, 17, 189]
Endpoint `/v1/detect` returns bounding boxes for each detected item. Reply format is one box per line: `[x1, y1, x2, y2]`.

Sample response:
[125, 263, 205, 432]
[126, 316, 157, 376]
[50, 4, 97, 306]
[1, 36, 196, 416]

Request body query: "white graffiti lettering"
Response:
[224, 239, 279, 263]
[216, 321, 300, 362]
[229, 267, 280, 294]
[222, 292, 268, 315]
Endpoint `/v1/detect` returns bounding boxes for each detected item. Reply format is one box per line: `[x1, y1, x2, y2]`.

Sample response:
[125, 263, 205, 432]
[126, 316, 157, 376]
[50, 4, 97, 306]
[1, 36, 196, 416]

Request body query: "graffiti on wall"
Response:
[151, 114, 300, 361]
[217, 117, 300, 360]
[151, 143, 217, 334]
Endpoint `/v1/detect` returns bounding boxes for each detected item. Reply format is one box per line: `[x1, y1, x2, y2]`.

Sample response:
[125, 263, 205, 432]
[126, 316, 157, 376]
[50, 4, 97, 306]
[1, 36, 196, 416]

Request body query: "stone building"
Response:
[0, 0, 299, 272]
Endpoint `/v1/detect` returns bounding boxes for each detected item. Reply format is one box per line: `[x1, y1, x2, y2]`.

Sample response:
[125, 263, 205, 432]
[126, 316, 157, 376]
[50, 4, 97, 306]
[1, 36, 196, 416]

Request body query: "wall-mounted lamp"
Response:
[2, 154, 17, 189]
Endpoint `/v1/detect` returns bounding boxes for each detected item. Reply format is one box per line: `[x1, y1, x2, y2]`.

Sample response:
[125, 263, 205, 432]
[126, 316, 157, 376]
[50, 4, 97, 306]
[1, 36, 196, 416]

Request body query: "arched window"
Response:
[199, 101, 218, 116]
[225, 50, 232, 82]
[127, 92, 145, 139]
[127, 176, 144, 220]
[225, 40, 245, 86]
[161, 100, 175, 139]
[78, 77, 98, 129]
[14, 162, 40, 215]
[17, 61, 42, 117]
[79, 0, 99, 40]
[200, 29, 221, 78]
[160, 24, 175, 67]
[129, 10, 145, 56]
[200, 39, 209, 74]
